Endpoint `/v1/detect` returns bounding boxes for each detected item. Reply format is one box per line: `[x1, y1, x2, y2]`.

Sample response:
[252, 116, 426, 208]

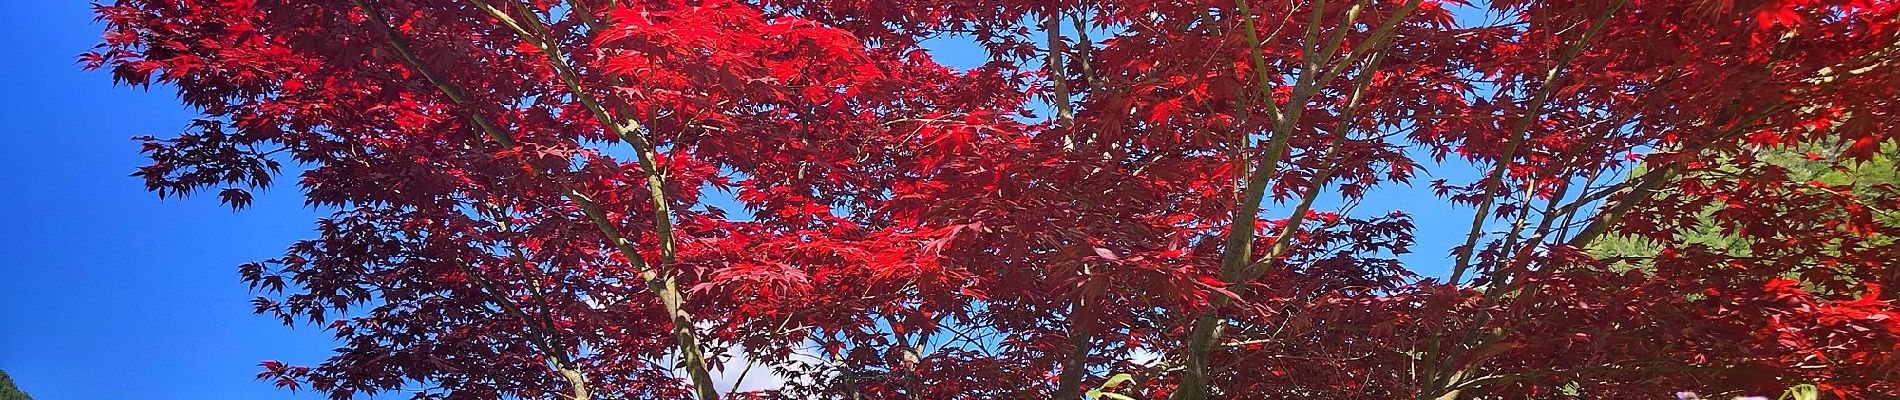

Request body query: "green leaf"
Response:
[1778, 384, 1818, 400]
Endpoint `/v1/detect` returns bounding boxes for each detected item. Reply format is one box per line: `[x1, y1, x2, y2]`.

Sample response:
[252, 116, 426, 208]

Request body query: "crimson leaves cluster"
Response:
[90, 0, 1898, 399]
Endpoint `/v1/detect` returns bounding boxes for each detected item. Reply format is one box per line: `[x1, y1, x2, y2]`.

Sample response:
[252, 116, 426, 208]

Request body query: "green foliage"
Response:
[0, 370, 33, 400]
[1588, 144, 1900, 271]
[1085, 373, 1137, 400]
[1778, 383, 1819, 400]
[1558, 381, 1584, 398]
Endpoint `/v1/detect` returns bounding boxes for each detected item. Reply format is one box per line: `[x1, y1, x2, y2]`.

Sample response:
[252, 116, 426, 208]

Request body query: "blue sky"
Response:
[0, 3, 1491, 399]
[0, 3, 339, 399]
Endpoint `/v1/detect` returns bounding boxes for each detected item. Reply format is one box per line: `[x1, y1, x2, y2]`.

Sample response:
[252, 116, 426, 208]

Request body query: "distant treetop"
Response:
[0, 370, 33, 400]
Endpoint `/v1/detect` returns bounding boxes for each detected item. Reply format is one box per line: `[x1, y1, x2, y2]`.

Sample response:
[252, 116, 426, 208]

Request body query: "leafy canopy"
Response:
[88, 0, 1899, 399]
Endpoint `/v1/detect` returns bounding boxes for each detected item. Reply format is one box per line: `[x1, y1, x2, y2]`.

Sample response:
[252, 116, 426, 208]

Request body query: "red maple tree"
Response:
[89, 0, 1898, 399]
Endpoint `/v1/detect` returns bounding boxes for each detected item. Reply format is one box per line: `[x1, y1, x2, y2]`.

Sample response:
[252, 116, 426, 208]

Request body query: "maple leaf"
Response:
[87, 0, 1900, 399]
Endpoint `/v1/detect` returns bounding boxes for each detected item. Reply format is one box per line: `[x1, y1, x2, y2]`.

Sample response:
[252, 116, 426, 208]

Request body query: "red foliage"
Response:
[89, 0, 1898, 399]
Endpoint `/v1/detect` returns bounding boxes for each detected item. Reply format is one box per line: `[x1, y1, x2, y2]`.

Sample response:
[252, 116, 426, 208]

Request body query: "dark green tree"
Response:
[0, 370, 33, 400]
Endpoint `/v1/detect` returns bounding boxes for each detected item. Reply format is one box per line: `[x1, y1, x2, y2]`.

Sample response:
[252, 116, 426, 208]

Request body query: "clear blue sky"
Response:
[0, 3, 339, 399]
[0, 3, 1486, 399]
